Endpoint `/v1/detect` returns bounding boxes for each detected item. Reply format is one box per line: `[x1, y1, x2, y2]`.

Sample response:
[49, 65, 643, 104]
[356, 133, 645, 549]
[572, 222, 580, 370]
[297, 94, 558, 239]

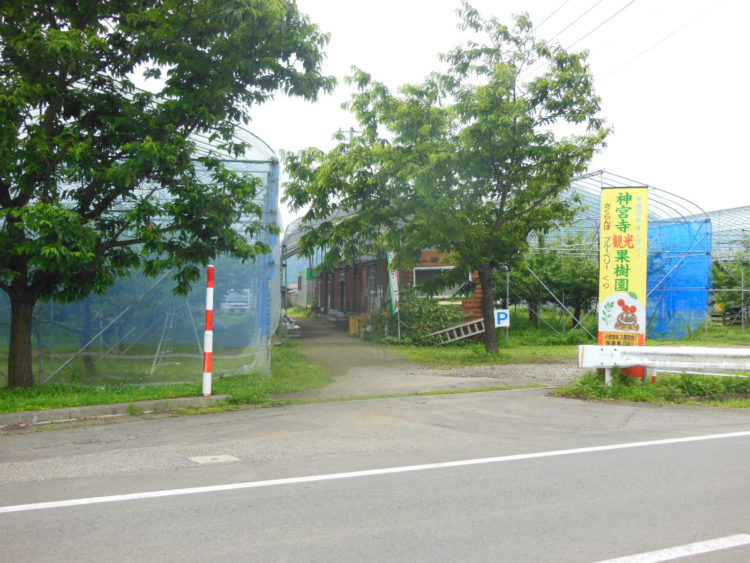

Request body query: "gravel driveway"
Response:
[278, 315, 587, 399]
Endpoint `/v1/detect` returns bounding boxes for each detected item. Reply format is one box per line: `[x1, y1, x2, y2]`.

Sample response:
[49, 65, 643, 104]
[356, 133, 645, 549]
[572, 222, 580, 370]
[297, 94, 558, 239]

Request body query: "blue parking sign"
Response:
[494, 309, 510, 328]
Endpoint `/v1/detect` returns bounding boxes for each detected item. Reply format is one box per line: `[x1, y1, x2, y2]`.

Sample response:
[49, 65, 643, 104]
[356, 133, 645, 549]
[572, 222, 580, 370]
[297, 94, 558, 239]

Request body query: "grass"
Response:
[386, 318, 750, 408]
[0, 340, 332, 414]
[546, 321, 750, 408]
[664, 323, 750, 347]
[389, 341, 577, 368]
[555, 369, 750, 407]
[386, 314, 750, 368]
[285, 307, 312, 318]
[381, 306, 593, 368]
[4, 316, 750, 414]
[0, 381, 206, 413]
[214, 339, 332, 406]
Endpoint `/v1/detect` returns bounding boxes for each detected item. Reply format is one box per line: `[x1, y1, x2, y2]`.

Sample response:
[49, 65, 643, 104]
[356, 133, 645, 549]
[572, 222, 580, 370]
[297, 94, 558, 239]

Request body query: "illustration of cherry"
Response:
[614, 299, 639, 332]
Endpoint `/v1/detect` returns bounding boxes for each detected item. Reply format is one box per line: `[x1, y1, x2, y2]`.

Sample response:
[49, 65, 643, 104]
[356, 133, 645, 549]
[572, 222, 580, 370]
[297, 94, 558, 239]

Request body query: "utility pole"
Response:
[337, 127, 362, 142]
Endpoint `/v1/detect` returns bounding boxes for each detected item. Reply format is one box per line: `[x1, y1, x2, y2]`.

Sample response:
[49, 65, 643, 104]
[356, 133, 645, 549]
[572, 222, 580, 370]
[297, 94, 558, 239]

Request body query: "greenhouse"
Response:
[0, 128, 282, 387]
[560, 171, 713, 340]
[283, 170, 741, 341]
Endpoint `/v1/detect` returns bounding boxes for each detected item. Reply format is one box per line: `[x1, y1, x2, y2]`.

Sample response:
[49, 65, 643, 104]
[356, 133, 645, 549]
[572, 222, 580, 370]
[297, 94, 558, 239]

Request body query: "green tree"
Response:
[284, 3, 607, 353]
[0, 0, 334, 388]
[712, 236, 750, 313]
[501, 234, 598, 330]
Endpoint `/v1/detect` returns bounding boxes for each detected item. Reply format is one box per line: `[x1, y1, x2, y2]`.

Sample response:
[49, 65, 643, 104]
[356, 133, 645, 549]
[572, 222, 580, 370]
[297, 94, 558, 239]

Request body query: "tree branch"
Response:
[95, 197, 227, 255]
[0, 177, 12, 208]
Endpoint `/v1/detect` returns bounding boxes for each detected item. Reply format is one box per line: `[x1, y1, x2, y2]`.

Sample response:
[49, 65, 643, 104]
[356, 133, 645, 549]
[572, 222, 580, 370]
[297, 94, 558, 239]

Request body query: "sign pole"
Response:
[506, 266, 510, 342]
[202, 265, 215, 396]
[387, 252, 401, 339]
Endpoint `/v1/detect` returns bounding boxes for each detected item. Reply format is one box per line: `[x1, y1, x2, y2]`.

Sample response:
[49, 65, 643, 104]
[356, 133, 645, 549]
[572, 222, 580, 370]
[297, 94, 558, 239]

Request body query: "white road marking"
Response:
[596, 533, 750, 562]
[188, 455, 239, 464]
[1, 430, 749, 514]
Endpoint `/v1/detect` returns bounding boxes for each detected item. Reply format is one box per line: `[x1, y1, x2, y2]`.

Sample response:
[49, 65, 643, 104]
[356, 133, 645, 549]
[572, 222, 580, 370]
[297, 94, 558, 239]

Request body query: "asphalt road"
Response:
[2, 389, 750, 562]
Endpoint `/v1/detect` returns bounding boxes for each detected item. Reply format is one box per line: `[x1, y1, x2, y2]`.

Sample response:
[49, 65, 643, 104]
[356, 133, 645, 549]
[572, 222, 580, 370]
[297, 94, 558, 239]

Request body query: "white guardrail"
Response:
[578, 345, 750, 385]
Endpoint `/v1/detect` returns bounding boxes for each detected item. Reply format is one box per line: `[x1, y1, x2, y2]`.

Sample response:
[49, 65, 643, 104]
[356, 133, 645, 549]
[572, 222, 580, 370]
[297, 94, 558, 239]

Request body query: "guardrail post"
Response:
[645, 367, 657, 385]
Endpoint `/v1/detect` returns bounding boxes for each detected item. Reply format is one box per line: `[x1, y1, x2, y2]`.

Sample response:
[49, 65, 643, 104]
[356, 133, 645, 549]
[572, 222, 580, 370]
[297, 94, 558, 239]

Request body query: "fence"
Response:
[579, 345, 750, 385]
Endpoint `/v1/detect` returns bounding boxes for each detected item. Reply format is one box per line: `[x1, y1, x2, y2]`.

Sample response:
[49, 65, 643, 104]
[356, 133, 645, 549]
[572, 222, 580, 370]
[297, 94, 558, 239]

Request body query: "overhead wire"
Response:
[567, 0, 637, 49]
[548, 0, 605, 42]
[533, 0, 574, 31]
[598, 4, 713, 80]
[520, 0, 631, 81]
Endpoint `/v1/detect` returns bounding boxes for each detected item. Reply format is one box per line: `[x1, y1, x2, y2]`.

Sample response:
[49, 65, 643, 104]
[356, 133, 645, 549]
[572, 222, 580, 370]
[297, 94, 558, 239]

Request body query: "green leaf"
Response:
[0, 0, 335, 387]
[283, 7, 607, 351]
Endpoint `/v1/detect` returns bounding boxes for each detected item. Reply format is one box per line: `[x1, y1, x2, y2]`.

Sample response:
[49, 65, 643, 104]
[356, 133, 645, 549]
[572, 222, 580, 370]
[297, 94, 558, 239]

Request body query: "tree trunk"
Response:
[572, 306, 583, 329]
[528, 298, 541, 329]
[7, 292, 38, 388]
[479, 265, 499, 354]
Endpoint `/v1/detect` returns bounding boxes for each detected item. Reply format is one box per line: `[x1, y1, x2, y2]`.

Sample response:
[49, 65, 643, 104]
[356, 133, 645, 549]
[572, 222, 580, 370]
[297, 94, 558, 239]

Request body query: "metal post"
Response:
[202, 265, 215, 396]
[42, 271, 172, 384]
[505, 266, 510, 342]
[263, 158, 280, 378]
[282, 244, 288, 317]
[526, 266, 595, 339]
[743, 269, 746, 335]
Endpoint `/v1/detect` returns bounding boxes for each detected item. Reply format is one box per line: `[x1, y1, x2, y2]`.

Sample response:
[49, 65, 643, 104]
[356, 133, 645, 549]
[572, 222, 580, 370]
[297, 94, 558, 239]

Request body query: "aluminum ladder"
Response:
[429, 318, 485, 344]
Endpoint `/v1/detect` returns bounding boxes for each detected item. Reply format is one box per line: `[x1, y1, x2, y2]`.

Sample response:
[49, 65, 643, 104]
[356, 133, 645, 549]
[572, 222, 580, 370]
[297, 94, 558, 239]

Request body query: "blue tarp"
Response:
[647, 220, 712, 340]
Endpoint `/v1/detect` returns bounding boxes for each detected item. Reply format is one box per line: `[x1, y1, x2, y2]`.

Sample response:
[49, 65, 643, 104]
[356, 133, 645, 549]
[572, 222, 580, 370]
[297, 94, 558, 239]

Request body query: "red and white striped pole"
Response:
[202, 265, 215, 396]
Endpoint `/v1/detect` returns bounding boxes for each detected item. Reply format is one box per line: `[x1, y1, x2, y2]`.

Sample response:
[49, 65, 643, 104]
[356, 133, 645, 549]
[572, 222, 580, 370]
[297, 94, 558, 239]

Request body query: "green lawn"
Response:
[0, 340, 331, 413]
[389, 341, 577, 368]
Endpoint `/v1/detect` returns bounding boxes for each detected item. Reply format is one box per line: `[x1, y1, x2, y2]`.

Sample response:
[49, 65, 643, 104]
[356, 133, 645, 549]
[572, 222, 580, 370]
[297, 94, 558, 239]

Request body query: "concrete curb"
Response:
[0, 394, 232, 429]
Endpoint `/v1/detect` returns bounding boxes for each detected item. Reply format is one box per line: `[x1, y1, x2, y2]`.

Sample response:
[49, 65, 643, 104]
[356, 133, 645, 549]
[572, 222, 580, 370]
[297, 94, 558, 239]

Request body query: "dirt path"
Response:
[279, 315, 587, 399]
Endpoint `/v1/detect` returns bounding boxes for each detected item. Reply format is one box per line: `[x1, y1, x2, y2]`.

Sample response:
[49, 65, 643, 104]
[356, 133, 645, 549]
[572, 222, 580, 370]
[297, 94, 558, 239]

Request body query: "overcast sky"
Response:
[246, 0, 749, 226]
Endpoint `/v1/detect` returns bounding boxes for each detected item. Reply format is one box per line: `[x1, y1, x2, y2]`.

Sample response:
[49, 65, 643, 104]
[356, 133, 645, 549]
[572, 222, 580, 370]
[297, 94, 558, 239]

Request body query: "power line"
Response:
[534, 0, 574, 31]
[521, 0, 633, 81]
[567, 0, 637, 49]
[549, 0, 605, 41]
[599, 5, 712, 80]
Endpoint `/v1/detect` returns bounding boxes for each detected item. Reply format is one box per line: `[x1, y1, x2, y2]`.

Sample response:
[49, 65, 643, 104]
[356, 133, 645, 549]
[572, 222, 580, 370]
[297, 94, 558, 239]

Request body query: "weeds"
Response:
[555, 369, 750, 407]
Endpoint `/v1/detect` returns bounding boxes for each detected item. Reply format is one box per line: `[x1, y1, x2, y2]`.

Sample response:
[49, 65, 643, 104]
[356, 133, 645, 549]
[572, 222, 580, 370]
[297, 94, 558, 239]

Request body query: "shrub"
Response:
[396, 290, 466, 345]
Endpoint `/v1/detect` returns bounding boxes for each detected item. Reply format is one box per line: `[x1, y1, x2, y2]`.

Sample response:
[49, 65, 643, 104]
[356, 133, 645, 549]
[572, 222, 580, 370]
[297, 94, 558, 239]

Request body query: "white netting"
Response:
[0, 128, 281, 386]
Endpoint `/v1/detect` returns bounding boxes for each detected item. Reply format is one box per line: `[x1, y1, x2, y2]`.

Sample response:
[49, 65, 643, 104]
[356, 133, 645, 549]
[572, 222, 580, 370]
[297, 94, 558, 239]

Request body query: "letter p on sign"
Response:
[494, 309, 510, 328]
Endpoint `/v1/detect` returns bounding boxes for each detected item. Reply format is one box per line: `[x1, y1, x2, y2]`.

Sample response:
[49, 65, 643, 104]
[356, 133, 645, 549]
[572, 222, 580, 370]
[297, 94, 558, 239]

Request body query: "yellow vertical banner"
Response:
[598, 187, 648, 346]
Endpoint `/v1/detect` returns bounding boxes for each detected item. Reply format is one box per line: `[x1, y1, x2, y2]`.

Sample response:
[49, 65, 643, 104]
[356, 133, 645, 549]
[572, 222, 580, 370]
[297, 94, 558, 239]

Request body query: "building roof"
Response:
[283, 170, 750, 262]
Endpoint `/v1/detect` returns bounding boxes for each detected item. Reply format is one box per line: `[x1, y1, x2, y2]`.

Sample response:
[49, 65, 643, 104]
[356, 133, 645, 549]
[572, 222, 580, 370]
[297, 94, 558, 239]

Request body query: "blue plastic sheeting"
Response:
[0, 159, 281, 386]
[647, 220, 712, 340]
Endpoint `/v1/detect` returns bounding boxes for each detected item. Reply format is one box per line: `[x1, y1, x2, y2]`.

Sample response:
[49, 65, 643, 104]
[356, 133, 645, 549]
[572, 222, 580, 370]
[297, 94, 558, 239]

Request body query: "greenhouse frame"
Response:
[0, 127, 282, 387]
[283, 170, 748, 341]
